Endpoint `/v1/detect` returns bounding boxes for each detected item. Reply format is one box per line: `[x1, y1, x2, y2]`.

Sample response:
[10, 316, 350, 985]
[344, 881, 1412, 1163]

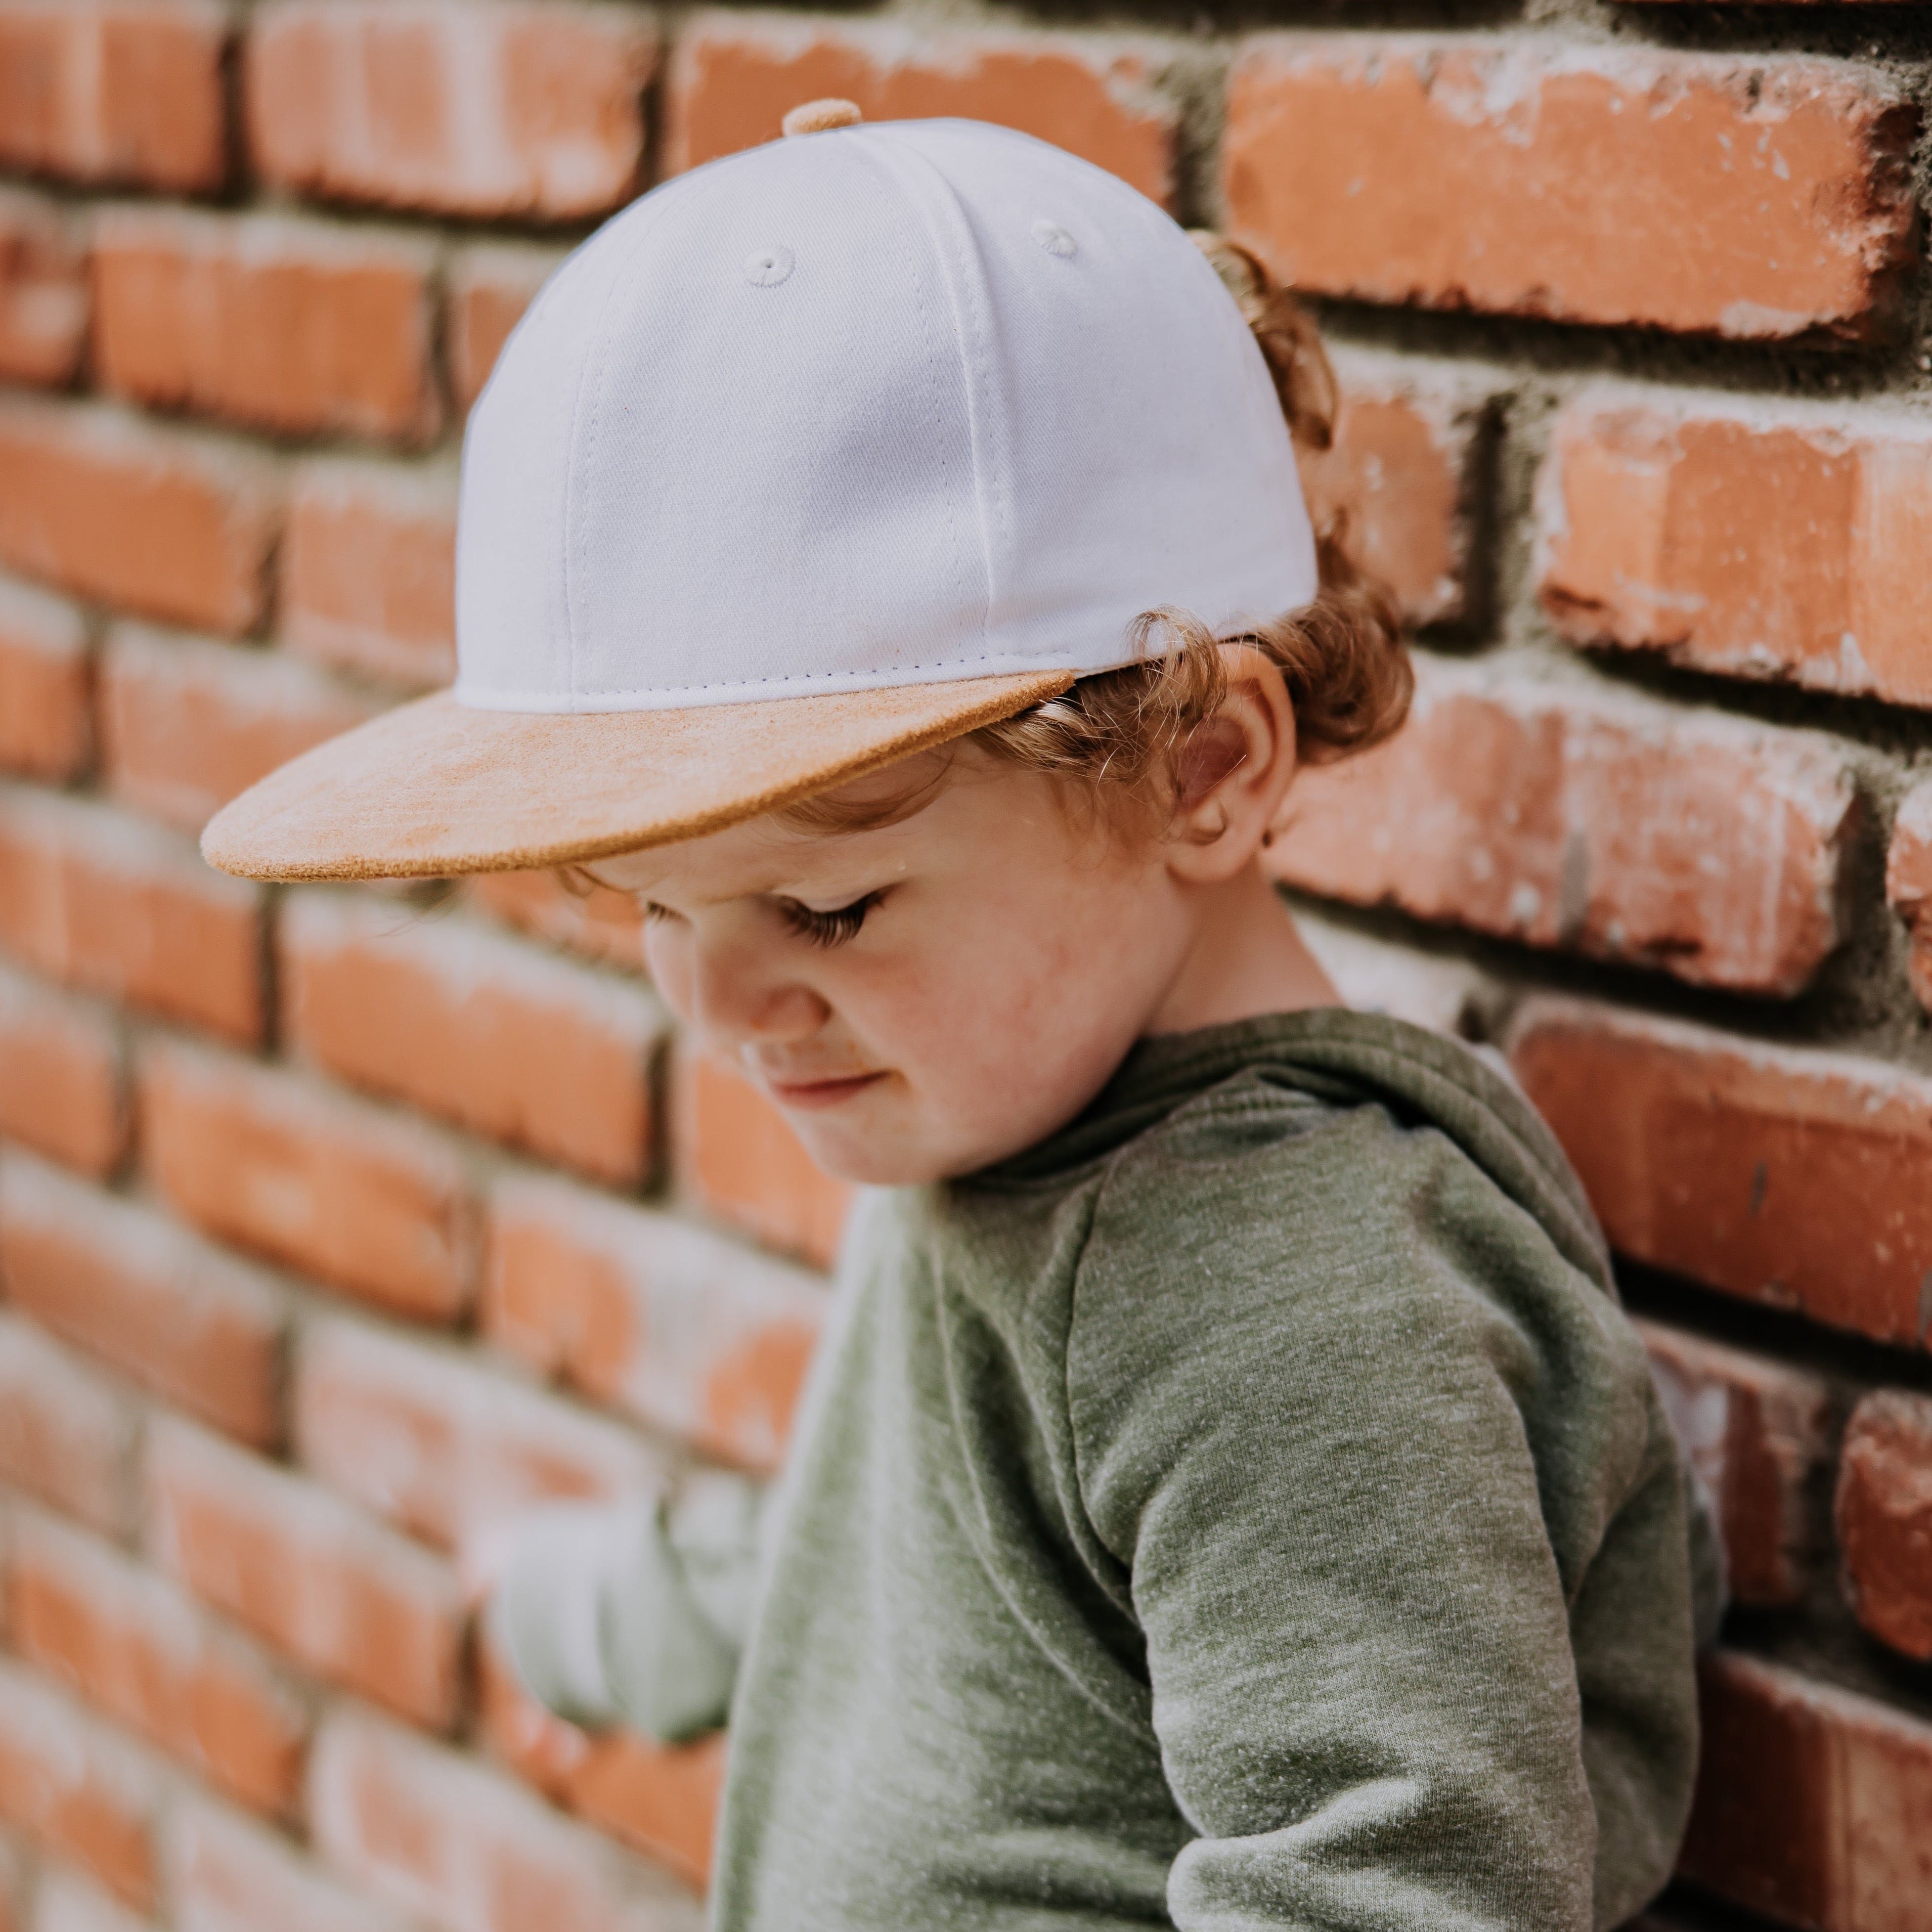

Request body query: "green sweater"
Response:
[497, 1011, 1716, 1931]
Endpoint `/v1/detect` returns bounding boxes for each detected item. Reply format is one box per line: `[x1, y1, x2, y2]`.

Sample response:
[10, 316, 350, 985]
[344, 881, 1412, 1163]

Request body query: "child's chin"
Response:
[790, 1120, 947, 1190]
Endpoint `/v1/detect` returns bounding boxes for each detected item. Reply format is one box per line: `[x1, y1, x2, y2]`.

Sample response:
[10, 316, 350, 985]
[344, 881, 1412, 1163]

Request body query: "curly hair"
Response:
[781, 234, 1411, 841]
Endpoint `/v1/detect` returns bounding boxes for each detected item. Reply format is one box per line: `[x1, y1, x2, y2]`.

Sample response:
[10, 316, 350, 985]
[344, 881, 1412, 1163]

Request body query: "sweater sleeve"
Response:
[1065, 1097, 1698, 1932]
[490, 1473, 765, 1742]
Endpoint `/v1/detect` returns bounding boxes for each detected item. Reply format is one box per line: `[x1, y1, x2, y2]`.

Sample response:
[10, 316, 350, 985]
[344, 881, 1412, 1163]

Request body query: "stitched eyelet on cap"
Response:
[744, 245, 795, 287]
[1031, 219, 1077, 259]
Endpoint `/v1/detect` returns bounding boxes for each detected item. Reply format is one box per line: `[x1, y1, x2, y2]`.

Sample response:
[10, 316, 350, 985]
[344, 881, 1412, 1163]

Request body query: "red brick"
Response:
[1635, 1319, 1831, 1607]
[1680, 1650, 1932, 1929]
[167, 1796, 421, 1932]
[0, 1, 228, 192]
[1508, 998, 1932, 1350]
[1299, 348, 1495, 631]
[1222, 39, 1917, 342]
[281, 459, 455, 690]
[138, 1039, 477, 1323]
[145, 1416, 463, 1731]
[0, 1660, 159, 1910]
[0, 787, 264, 1044]
[465, 871, 647, 974]
[486, 1174, 826, 1472]
[93, 209, 439, 447]
[0, 1153, 283, 1446]
[664, 11, 1176, 204]
[7, 1509, 309, 1816]
[673, 1052, 851, 1270]
[309, 1707, 698, 1932]
[1266, 656, 1856, 995]
[446, 242, 562, 413]
[0, 967, 125, 1178]
[477, 1636, 723, 1896]
[99, 626, 380, 838]
[293, 1313, 661, 1551]
[0, 574, 90, 784]
[247, 0, 656, 222]
[1836, 1389, 1932, 1663]
[1888, 779, 1932, 1014]
[283, 893, 664, 1189]
[0, 189, 85, 387]
[31, 1868, 152, 1932]
[1539, 387, 1932, 709]
[0, 1312, 136, 1538]
[0, 399, 280, 637]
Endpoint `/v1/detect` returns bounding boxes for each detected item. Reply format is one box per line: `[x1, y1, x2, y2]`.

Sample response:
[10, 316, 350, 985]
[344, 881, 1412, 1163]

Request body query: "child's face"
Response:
[594, 750, 1210, 1185]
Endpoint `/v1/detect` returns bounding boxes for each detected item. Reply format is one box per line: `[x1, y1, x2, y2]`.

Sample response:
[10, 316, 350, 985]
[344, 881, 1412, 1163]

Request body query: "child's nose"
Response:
[691, 948, 830, 1045]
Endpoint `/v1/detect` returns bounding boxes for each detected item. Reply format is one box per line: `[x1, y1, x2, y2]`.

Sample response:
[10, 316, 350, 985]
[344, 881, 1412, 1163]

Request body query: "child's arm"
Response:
[486, 1472, 763, 1742]
[1068, 1111, 1700, 1931]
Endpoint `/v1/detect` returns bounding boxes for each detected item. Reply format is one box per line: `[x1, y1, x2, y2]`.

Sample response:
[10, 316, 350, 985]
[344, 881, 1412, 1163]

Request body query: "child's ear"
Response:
[1162, 647, 1298, 884]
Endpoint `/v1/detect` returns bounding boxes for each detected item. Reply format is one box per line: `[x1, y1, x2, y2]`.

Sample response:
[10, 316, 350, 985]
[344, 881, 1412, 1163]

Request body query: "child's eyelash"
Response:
[776, 892, 881, 948]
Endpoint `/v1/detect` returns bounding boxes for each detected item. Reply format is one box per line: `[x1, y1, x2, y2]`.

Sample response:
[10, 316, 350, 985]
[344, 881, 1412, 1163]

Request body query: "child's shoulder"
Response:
[1068, 1008, 1647, 1419]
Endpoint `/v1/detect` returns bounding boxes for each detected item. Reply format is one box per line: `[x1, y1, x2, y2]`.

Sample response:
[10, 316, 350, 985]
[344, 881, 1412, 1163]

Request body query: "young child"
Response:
[206, 105, 1719, 1932]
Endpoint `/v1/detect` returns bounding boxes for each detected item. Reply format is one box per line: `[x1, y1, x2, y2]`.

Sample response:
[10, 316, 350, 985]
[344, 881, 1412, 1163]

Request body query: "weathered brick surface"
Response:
[93, 209, 440, 446]
[280, 459, 456, 690]
[665, 12, 1177, 204]
[0, 1313, 137, 1539]
[1509, 998, 1932, 1349]
[0, 1659, 159, 1909]
[1836, 1389, 1932, 1663]
[1635, 1319, 1831, 1607]
[672, 1052, 852, 1271]
[446, 243, 563, 413]
[0, 575, 90, 784]
[247, 0, 657, 221]
[1539, 386, 1932, 709]
[0, 1, 230, 192]
[0, 787, 263, 1044]
[477, 1636, 723, 1895]
[0, 1153, 284, 1447]
[282, 893, 665, 1188]
[293, 1313, 661, 1551]
[138, 1040, 477, 1323]
[1223, 39, 1919, 341]
[1889, 778, 1932, 1014]
[465, 871, 647, 974]
[0, 189, 86, 387]
[0, 401, 280, 638]
[1301, 349, 1497, 631]
[145, 1417, 464, 1731]
[1266, 657, 1857, 995]
[168, 1795, 423, 1932]
[486, 1174, 827, 1472]
[6, 1509, 309, 1815]
[309, 1707, 701, 1932]
[1680, 1650, 1932, 1930]
[0, 967, 125, 1177]
[98, 627, 378, 837]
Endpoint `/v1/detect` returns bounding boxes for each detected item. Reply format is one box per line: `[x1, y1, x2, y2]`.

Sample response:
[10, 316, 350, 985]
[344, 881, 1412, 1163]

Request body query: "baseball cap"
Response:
[201, 105, 1318, 883]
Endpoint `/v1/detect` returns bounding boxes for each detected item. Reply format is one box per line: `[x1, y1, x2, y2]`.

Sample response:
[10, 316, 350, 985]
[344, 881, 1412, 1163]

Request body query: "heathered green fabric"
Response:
[511, 1009, 1709, 1931]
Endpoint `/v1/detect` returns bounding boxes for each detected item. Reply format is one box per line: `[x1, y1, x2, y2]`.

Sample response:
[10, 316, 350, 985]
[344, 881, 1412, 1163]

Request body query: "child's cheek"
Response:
[642, 926, 697, 1028]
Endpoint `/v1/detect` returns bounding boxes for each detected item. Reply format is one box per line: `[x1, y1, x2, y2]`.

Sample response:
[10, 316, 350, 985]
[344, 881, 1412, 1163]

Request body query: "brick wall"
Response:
[0, 3, 1927, 1930]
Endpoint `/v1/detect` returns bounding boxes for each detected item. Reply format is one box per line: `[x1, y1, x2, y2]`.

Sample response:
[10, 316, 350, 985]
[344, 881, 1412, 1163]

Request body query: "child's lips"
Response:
[766, 1070, 889, 1110]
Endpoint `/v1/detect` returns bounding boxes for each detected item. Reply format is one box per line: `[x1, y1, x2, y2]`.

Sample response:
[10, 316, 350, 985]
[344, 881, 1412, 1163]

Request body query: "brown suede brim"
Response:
[198, 672, 1075, 882]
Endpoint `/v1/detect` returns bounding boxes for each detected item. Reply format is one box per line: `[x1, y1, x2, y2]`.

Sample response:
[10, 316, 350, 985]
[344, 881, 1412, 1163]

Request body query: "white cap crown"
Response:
[456, 117, 1316, 714]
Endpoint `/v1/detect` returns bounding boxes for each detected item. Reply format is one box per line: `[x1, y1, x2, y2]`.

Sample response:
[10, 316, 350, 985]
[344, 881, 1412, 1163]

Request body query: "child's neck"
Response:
[1143, 862, 1341, 1038]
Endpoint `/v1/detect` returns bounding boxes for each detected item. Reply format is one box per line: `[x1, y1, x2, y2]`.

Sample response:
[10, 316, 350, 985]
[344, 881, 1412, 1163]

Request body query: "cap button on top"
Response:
[782, 98, 863, 137]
